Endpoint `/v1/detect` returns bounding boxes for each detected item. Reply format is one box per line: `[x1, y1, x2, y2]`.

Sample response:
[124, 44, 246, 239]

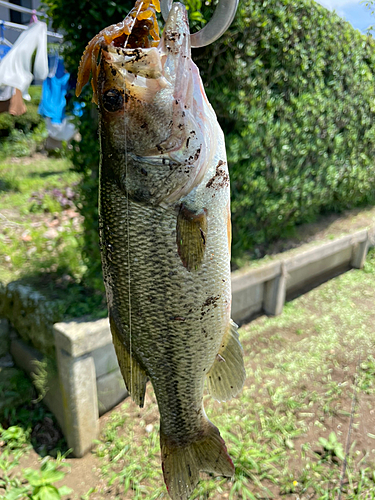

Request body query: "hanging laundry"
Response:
[39, 56, 78, 142]
[0, 21, 48, 100]
[0, 98, 10, 113]
[0, 21, 14, 106]
[0, 43, 11, 60]
[38, 57, 70, 124]
[45, 117, 77, 142]
[0, 86, 14, 102]
[0, 88, 27, 116]
[9, 89, 27, 116]
[72, 100, 85, 117]
[0, 21, 12, 60]
[47, 53, 59, 78]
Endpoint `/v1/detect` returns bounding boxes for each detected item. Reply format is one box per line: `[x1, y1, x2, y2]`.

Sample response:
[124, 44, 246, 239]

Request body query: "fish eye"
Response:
[102, 89, 124, 112]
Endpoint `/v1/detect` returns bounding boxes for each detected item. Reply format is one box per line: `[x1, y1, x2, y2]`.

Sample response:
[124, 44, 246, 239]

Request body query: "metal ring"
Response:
[160, 0, 239, 48]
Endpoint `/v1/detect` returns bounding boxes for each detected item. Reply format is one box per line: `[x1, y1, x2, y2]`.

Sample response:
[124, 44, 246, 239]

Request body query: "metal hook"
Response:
[160, 0, 239, 48]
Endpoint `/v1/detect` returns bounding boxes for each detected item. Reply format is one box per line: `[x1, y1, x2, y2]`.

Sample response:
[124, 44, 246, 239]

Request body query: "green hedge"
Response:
[195, 0, 375, 257]
[0, 103, 43, 138]
[44, 0, 375, 288]
[0, 87, 46, 157]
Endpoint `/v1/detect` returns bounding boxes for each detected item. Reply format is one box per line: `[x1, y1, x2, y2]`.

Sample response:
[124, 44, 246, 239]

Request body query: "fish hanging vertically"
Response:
[76, 1, 245, 498]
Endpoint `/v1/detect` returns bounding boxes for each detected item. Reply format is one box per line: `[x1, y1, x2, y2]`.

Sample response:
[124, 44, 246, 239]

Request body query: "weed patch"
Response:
[0, 155, 108, 319]
[1, 251, 374, 498]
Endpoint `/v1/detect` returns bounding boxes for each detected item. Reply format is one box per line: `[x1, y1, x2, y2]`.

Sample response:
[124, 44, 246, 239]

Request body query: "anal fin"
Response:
[176, 204, 207, 272]
[207, 319, 246, 402]
[160, 417, 234, 500]
[109, 315, 148, 408]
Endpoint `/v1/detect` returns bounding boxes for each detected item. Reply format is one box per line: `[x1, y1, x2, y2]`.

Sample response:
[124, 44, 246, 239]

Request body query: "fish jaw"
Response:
[97, 2, 217, 207]
[97, 1, 192, 155]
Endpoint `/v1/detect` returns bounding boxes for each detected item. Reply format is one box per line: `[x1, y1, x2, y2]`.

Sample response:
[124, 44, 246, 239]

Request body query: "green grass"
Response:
[1, 153, 375, 498]
[0, 446, 72, 500]
[0, 156, 84, 283]
[0, 157, 80, 212]
[82, 249, 375, 499]
[0, 155, 108, 319]
[1, 250, 374, 498]
[0, 365, 72, 499]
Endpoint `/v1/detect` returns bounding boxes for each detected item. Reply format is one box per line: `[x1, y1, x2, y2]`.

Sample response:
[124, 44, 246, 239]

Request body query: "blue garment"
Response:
[0, 42, 12, 102]
[0, 43, 11, 61]
[38, 57, 70, 124]
[72, 100, 85, 117]
[0, 21, 11, 61]
[47, 53, 59, 78]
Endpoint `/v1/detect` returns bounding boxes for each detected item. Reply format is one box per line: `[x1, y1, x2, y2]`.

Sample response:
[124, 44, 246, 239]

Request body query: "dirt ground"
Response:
[9, 317, 375, 499]
[2, 205, 375, 499]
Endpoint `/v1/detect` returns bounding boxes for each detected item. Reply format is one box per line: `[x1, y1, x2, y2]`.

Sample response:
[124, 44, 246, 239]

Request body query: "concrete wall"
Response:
[9, 318, 127, 457]
[2, 227, 374, 457]
[231, 228, 372, 323]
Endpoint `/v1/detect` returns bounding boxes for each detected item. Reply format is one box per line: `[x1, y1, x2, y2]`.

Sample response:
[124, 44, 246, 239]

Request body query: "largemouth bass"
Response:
[76, 1, 245, 498]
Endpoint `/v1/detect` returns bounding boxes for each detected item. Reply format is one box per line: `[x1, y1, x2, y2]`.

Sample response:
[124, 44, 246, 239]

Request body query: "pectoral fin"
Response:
[109, 315, 148, 408]
[176, 205, 207, 272]
[207, 320, 246, 402]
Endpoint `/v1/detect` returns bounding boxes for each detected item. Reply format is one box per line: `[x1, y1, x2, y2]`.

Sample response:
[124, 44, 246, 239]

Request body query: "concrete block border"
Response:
[232, 228, 372, 323]
[52, 318, 128, 456]
[4, 226, 374, 457]
[10, 319, 127, 457]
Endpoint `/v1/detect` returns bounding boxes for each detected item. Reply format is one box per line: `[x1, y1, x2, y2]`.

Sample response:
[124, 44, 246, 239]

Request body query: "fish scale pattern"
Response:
[93, 2, 244, 496]
[100, 148, 232, 444]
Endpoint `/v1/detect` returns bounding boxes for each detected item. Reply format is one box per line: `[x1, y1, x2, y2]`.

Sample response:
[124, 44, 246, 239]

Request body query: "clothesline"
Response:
[0, 1, 45, 17]
[0, 20, 63, 39]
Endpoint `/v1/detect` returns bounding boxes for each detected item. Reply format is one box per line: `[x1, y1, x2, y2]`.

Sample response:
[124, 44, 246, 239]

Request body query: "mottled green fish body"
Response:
[97, 4, 245, 499]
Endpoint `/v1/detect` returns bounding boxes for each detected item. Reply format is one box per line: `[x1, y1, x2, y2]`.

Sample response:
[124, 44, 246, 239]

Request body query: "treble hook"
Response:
[160, 0, 239, 48]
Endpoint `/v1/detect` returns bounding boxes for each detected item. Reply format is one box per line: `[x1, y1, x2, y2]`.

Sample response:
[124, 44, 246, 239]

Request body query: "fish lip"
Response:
[162, 2, 190, 41]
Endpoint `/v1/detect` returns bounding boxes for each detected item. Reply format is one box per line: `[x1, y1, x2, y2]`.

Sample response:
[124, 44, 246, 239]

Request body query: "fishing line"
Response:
[124, 0, 144, 400]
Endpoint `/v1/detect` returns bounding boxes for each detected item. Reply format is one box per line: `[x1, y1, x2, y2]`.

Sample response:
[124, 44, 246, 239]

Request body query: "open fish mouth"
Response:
[76, 0, 191, 106]
[104, 2, 190, 84]
[76, 0, 240, 104]
[100, 2, 192, 116]
[95, 2, 215, 204]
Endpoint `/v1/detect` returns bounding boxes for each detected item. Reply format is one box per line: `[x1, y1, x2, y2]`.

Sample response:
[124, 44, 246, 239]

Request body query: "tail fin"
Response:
[160, 418, 234, 500]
